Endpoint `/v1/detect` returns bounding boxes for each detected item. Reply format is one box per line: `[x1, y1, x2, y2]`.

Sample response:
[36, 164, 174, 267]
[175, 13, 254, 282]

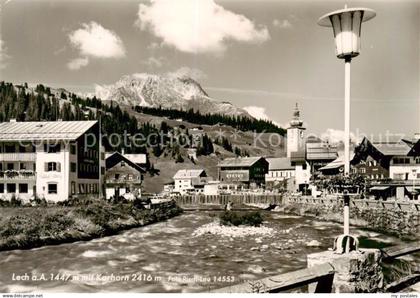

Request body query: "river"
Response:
[0, 211, 417, 293]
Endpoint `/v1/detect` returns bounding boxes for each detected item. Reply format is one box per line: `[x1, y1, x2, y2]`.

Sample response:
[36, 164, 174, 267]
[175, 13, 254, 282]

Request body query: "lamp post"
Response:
[412, 168, 417, 200]
[318, 6, 376, 254]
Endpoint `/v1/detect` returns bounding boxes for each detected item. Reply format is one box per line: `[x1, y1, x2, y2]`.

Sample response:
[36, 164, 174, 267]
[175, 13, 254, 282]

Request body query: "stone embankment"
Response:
[282, 195, 420, 238]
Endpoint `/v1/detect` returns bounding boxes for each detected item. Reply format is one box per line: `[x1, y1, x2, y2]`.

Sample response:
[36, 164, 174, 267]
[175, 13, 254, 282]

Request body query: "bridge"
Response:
[174, 194, 282, 211]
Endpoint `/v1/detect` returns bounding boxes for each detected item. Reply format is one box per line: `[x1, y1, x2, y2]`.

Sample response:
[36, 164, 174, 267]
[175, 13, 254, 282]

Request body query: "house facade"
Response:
[105, 152, 146, 199]
[173, 169, 209, 194]
[0, 120, 103, 202]
[265, 157, 295, 185]
[218, 157, 268, 188]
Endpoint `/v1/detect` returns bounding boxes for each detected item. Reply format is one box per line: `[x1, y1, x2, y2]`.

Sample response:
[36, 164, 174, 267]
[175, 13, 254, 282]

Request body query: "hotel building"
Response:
[0, 120, 104, 202]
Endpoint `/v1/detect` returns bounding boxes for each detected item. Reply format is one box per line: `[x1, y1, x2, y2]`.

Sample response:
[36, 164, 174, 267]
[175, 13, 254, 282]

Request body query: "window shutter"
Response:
[44, 162, 48, 172]
[57, 163, 61, 172]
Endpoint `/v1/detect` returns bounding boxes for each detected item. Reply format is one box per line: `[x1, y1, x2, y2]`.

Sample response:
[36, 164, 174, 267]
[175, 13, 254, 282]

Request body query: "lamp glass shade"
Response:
[318, 8, 376, 59]
[331, 11, 362, 59]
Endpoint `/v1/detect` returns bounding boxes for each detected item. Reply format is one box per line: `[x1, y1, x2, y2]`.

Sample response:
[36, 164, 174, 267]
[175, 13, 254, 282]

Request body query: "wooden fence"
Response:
[174, 194, 283, 207]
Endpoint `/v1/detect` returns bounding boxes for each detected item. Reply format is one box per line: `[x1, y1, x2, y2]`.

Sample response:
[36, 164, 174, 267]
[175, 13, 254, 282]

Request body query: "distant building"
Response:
[319, 154, 357, 176]
[0, 120, 103, 202]
[265, 157, 295, 184]
[105, 152, 146, 200]
[163, 181, 175, 194]
[352, 137, 413, 180]
[266, 157, 310, 191]
[218, 157, 268, 188]
[173, 169, 209, 194]
[187, 148, 197, 161]
[189, 128, 205, 148]
[306, 138, 338, 174]
[203, 181, 220, 195]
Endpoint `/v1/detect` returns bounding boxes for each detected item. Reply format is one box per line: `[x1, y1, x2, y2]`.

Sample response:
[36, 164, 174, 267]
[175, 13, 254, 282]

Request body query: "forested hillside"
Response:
[0, 81, 261, 160]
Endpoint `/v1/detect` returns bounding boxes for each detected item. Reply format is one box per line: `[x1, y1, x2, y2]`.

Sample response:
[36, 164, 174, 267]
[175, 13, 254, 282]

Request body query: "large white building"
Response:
[0, 120, 104, 202]
[173, 169, 209, 194]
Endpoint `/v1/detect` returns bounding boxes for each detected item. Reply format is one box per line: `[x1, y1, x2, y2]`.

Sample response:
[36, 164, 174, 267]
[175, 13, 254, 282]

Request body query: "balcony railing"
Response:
[0, 153, 36, 162]
[106, 178, 142, 184]
[0, 170, 36, 180]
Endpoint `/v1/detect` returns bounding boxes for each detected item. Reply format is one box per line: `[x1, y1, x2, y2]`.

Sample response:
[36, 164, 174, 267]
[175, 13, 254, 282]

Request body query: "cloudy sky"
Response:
[0, 0, 419, 140]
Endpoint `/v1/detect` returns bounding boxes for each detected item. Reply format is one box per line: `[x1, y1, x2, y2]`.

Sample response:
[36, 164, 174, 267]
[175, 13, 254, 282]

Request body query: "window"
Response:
[7, 163, 14, 170]
[18, 145, 27, 153]
[20, 163, 26, 170]
[71, 162, 77, 173]
[393, 173, 404, 180]
[48, 183, 58, 194]
[46, 162, 60, 172]
[70, 144, 76, 155]
[121, 161, 125, 167]
[7, 183, 16, 193]
[19, 184, 28, 193]
[44, 143, 61, 153]
[101, 167, 105, 175]
[360, 168, 366, 174]
[5, 145, 15, 153]
[115, 174, 120, 180]
[71, 182, 76, 195]
[0, 184, 3, 193]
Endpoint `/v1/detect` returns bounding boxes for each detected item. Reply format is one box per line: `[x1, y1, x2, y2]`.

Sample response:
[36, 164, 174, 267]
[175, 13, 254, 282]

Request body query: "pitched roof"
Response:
[105, 152, 146, 173]
[306, 142, 338, 161]
[173, 169, 205, 179]
[372, 142, 411, 156]
[218, 157, 265, 167]
[124, 154, 147, 164]
[266, 157, 294, 170]
[0, 121, 98, 141]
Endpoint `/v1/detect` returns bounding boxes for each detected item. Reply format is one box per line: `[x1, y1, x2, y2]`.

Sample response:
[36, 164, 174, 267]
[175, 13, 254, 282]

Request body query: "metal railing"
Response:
[0, 170, 36, 180]
[105, 178, 142, 184]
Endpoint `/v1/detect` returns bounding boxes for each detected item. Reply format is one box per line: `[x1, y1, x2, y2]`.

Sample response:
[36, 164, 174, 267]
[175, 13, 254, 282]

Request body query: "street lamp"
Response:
[318, 6, 376, 254]
[318, 6, 376, 176]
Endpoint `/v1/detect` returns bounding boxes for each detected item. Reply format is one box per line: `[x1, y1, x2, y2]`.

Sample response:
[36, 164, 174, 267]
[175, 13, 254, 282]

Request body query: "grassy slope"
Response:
[125, 107, 286, 194]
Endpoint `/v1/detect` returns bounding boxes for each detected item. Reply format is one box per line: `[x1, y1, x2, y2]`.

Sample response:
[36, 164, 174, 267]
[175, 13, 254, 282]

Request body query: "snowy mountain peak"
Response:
[95, 73, 250, 117]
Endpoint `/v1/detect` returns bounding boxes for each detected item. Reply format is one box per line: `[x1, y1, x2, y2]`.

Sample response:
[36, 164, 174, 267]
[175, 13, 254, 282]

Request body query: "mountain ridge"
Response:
[94, 73, 253, 118]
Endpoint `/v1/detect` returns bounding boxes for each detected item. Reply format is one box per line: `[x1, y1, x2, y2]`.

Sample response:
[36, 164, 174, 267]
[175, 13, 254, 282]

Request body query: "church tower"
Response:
[287, 103, 306, 158]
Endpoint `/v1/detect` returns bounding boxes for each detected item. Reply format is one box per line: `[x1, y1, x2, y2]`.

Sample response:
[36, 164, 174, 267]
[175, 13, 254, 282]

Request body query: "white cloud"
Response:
[321, 129, 359, 145]
[135, 0, 270, 54]
[67, 22, 125, 70]
[67, 57, 89, 71]
[243, 106, 281, 127]
[166, 67, 206, 80]
[273, 19, 292, 29]
[142, 56, 165, 68]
